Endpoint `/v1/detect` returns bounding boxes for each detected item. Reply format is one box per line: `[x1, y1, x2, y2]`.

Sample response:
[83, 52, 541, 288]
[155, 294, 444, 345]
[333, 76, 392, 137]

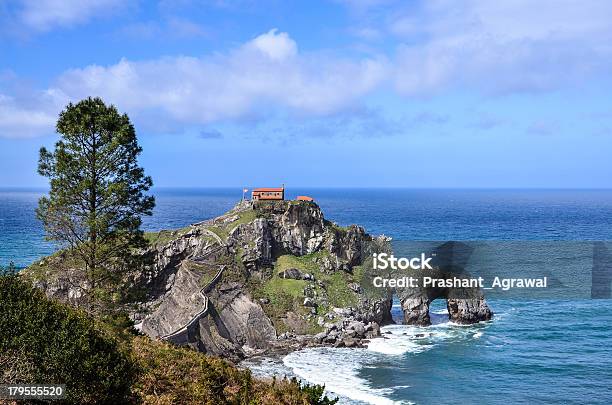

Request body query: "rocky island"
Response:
[24, 200, 493, 361]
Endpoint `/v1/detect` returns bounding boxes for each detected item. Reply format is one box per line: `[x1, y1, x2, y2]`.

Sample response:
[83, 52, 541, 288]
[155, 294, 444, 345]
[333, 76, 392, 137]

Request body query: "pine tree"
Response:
[37, 97, 155, 289]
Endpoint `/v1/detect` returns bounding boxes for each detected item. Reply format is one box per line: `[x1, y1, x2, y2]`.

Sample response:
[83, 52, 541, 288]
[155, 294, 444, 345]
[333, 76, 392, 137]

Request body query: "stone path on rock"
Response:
[161, 236, 227, 343]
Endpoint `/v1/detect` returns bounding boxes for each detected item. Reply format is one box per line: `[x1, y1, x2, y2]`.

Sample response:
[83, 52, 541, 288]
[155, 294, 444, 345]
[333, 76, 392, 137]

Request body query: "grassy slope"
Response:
[23, 249, 84, 281]
[144, 226, 196, 247]
[246, 251, 366, 334]
[209, 208, 258, 241]
[131, 335, 321, 405]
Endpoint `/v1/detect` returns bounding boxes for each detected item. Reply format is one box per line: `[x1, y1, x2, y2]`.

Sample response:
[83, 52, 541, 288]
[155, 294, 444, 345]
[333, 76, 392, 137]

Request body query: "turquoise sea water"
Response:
[1, 188, 612, 404]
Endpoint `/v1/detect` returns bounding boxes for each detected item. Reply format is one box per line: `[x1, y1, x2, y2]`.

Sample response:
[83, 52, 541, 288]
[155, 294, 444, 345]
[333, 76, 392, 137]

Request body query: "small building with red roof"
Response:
[252, 186, 285, 201]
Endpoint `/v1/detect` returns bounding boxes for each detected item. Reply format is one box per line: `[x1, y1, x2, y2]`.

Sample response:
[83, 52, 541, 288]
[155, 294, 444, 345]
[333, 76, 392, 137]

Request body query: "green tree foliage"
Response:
[299, 380, 339, 405]
[37, 97, 154, 288]
[0, 261, 17, 275]
[0, 274, 136, 404]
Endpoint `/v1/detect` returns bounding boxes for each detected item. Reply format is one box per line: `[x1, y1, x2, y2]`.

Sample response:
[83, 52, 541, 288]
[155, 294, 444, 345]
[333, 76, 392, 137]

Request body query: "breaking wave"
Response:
[243, 302, 494, 404]
[283, 347, 409, 405]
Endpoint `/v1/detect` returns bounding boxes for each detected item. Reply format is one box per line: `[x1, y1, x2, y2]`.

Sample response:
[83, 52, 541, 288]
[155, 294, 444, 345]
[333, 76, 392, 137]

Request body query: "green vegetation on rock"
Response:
[144, 227, 191, 247]
[228, 208, 258, 231]
[246, 251, 368, 334]
[277, 253, 362, 308]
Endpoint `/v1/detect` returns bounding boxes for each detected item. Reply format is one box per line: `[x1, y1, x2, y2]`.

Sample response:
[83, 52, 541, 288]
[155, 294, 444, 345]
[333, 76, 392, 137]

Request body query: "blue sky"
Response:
[1, 0, 611, 188]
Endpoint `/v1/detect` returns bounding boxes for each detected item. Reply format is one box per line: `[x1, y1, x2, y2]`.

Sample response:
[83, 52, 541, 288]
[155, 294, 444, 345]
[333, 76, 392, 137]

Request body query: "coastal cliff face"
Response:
[132, 200, 392, 359]
[26, 201, 493, 360]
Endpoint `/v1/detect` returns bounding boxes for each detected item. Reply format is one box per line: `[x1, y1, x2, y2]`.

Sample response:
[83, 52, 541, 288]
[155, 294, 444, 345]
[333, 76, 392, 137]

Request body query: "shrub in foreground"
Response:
[0, 274, 135, 404]
[131, 336, 338, 404]
[0, 272, 337, 404]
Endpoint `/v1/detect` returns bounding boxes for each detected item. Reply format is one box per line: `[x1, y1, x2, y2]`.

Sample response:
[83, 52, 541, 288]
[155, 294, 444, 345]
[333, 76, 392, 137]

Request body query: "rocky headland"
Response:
[25, 200, 492, 362]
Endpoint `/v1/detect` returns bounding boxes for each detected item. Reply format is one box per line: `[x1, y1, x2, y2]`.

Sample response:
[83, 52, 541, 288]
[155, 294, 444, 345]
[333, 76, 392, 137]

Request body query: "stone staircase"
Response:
[161, 242, 227, 344]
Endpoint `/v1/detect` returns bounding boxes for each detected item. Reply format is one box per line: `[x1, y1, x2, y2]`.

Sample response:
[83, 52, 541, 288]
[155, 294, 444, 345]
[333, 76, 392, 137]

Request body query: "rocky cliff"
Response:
[127, 200, 393, 360]
[26, 200, 493, 361]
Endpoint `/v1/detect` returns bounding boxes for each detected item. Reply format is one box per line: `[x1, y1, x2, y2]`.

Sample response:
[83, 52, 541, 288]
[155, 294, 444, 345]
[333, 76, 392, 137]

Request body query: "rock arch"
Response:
[400, 294, 492, 326]
[396, 241, 493, 326]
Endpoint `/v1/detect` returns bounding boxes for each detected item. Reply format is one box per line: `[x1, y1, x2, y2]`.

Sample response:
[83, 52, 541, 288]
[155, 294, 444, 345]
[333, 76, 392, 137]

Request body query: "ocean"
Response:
[2, 188, 612, 404]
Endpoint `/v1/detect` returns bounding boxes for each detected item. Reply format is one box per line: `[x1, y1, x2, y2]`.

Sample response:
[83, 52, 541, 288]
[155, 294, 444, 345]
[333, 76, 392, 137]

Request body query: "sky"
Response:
[0, 0, 611, 188]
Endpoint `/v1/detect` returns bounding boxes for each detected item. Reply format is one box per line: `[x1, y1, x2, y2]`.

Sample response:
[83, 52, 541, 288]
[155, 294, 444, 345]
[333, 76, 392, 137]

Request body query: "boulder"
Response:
[447, 297, 493, 324]
[303, 297, 317, 308]
[313, 332, 327, 343]
[343, 338, 359, 348]
[323, 331, 339, 344]
[348, 282, 363, 294]
[278, 268, 305, 280]
[365, 322, 381, 338]
[347, 321, 366, 338]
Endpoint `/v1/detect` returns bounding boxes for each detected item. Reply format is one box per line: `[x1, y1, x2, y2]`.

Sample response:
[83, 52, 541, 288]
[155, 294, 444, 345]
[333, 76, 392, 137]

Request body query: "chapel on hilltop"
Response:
[250, 185, 314, 202]
[251, 186, 285, 201]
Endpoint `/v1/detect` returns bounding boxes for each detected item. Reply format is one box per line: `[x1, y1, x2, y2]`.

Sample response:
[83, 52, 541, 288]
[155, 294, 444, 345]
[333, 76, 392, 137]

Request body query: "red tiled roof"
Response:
[297, 195, 314, 201]
[253, 188, 284, 192]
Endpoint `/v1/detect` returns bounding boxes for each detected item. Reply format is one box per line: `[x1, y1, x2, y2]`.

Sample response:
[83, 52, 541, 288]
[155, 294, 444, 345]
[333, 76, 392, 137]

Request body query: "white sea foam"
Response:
[368, 319, 487, 355]
[367, 324, 434, 356]
[240, 356, 293, 380]
[249, 319, 490, 405]
[283, 347, 410, 405]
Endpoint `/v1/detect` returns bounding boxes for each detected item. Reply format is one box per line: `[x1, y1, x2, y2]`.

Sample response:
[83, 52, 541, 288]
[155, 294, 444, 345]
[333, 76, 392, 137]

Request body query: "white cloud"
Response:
[0, 93, 59, 138]
[390, 0, 612, 94]
[0, 29, 387, 137]
[17, 0, 126, 32]
[51, 29, 387, 125]
[248, 29, 297, 61]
